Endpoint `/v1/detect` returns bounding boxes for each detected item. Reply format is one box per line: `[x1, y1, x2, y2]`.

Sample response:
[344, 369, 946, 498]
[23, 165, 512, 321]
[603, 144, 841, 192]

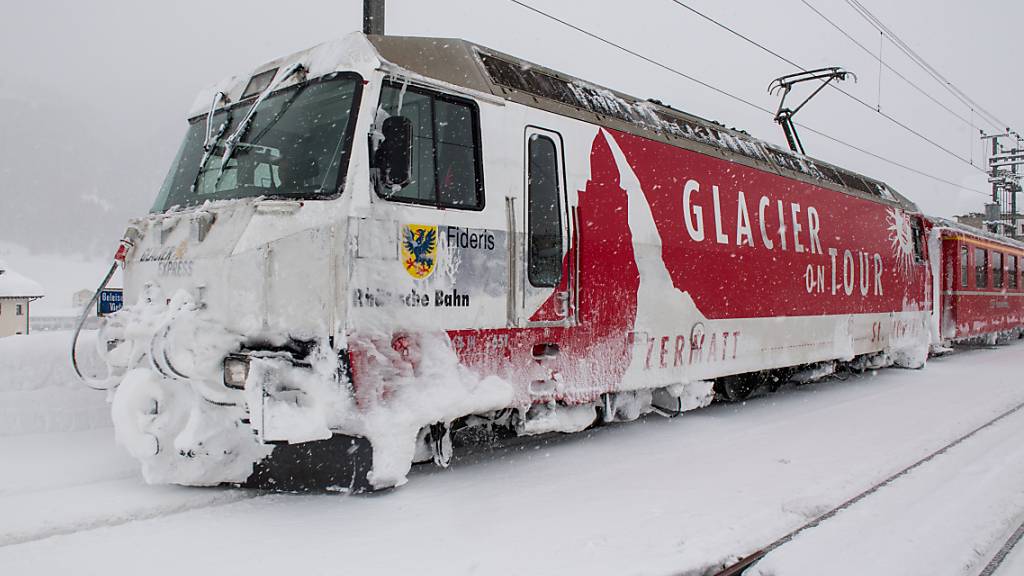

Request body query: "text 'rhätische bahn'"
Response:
[80, 33, 1024, 491]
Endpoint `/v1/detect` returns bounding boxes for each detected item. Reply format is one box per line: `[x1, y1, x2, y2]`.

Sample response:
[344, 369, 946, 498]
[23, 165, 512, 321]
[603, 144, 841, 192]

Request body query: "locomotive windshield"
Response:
[152, 72, 362, 212]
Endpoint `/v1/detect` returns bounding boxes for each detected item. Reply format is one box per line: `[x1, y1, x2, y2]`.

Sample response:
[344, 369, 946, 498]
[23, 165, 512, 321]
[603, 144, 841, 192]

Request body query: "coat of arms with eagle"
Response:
[401, 224, 438, 279]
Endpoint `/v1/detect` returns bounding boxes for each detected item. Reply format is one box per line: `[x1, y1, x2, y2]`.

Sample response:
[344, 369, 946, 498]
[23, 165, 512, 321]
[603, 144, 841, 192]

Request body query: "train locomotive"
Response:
[79, 32, 1023, 491]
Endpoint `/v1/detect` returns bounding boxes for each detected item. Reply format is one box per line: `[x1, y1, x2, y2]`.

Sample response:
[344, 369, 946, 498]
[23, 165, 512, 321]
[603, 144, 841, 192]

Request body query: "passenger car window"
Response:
[527, 134, 563, 288]
[375, 83, 483, 210]
[993, 252, 1004, 289]
[1010, 255, 1019, 290]
[975, 248, 988, 288]
[960, 246, 969, 288]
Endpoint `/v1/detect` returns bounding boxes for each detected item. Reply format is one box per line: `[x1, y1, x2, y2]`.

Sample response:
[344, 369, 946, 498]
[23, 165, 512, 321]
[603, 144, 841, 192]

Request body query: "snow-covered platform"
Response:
[1, 338, 1023, 575]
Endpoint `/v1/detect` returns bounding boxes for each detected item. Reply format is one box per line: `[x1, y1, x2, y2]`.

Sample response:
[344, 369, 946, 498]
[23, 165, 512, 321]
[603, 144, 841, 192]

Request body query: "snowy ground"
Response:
[1, 335, 1023, 575]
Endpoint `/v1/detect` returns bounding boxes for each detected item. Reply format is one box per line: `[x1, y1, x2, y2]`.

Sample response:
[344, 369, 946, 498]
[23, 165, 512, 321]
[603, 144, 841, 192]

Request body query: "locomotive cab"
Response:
[108, 33, 528, 489]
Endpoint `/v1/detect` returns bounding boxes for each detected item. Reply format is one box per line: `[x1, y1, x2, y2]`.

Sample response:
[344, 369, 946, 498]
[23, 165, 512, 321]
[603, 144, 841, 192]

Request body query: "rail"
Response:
[711, 397, 1024, 576]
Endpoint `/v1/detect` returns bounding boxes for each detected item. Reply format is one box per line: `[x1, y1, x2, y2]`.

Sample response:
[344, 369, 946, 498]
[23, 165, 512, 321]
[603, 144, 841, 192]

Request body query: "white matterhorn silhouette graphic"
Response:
[597, 129, 711, 387]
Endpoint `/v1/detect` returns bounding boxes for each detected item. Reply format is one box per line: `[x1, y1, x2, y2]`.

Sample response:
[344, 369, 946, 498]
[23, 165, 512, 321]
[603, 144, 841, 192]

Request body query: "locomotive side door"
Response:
[514, 127, 575, 327]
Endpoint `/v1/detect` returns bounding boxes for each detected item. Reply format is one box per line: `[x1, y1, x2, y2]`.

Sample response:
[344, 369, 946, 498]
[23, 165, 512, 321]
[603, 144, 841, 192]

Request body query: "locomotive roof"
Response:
[188, 32, 918, 212]
[367, 34, 919, 212]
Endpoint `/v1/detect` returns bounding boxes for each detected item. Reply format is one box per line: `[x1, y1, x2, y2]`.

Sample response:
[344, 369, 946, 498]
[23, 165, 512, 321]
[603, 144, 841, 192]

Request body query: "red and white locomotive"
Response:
[88, 33, 1020, 490]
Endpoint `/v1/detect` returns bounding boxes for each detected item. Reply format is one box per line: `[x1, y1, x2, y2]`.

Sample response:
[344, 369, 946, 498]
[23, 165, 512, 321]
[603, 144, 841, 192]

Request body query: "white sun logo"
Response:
[887, 208, 915, 276]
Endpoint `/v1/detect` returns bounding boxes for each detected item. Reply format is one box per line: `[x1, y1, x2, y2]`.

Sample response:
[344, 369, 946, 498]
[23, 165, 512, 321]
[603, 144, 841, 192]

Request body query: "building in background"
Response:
[0, 261, 44, 337]
[30, 288, 101, 332]
[955, 211, 1024, 238]
[72, 289, 92, 308]
[955, 212, 986, 230]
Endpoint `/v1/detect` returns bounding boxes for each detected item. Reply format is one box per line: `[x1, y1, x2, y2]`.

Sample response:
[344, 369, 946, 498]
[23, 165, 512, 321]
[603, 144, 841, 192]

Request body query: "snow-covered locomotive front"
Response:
[101, 33, 528, 490]
[103, 34, 403, 488]
[93, 32, 939, 491]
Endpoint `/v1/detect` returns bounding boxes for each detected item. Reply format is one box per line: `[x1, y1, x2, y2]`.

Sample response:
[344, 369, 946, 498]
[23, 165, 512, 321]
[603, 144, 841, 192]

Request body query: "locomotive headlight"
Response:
[223, 356, 250, 389]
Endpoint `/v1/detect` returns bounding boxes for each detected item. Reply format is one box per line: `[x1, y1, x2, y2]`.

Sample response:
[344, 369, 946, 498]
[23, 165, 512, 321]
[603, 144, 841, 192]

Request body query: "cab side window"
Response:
[376, 83, 483, 210]
[527, 134, 563, 287]
[911, 219, 925, 262]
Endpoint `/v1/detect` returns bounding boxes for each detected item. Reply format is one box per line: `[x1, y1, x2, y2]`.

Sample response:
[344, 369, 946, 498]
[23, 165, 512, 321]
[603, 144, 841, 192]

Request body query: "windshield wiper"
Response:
[203, 91, 228, 151]
[190, 91, 228, 193]
[218, 63, 306, 172]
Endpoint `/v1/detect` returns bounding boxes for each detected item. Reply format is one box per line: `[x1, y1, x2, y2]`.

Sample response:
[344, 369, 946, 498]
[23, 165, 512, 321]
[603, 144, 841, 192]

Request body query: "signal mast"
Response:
[982, 131, 1023, 239]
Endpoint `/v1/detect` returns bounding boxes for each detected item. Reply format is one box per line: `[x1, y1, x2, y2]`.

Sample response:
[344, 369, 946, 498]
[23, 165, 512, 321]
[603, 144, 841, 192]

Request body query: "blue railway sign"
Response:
[97, 289, 123, 316]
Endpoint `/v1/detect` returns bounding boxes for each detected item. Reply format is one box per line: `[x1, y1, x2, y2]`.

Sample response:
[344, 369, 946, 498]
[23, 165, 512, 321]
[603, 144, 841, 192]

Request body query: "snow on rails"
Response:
[73, 32, 1024, 492]
[713, 396, 1024, 576]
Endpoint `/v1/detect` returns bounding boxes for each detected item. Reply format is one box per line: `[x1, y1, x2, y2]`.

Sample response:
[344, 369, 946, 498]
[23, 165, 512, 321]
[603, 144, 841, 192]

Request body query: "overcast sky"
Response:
[1, 0, 1020, 256]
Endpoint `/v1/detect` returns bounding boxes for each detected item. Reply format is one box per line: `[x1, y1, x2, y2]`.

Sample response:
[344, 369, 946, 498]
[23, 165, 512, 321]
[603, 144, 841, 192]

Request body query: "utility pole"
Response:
[363, 0, 385, 36]
[983, 131, 1024, 239]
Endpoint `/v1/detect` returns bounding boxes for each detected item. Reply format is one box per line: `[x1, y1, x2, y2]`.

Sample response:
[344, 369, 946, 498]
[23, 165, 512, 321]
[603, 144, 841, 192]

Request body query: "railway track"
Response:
[0, 481, 265, 548]
[2, 343, 1022, 576]
[711, 397, 1024, 576]
[977, 516, 1024, 576]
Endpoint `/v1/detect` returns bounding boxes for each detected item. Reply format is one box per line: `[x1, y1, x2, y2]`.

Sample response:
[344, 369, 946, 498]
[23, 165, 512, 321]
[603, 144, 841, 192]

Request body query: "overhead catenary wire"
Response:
[507, 1, 773, 117]
[666, 0, 985, 173]
[876, 30, 883, 112]
[798, 0, 979, 131]
[505, 0, 989, 197]
[844, 0, 1006, 130]
[843, 0, 1010, 133]
[797, 123, 976, 192]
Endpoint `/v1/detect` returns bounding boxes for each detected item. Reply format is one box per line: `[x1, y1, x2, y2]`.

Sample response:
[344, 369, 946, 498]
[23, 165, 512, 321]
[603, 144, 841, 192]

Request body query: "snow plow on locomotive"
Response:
[76, 32, 1007, 492]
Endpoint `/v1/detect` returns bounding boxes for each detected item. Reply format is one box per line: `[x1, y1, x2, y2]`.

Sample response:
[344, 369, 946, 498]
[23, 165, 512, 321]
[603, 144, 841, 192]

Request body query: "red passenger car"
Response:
[932, 218, 1024, 342]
